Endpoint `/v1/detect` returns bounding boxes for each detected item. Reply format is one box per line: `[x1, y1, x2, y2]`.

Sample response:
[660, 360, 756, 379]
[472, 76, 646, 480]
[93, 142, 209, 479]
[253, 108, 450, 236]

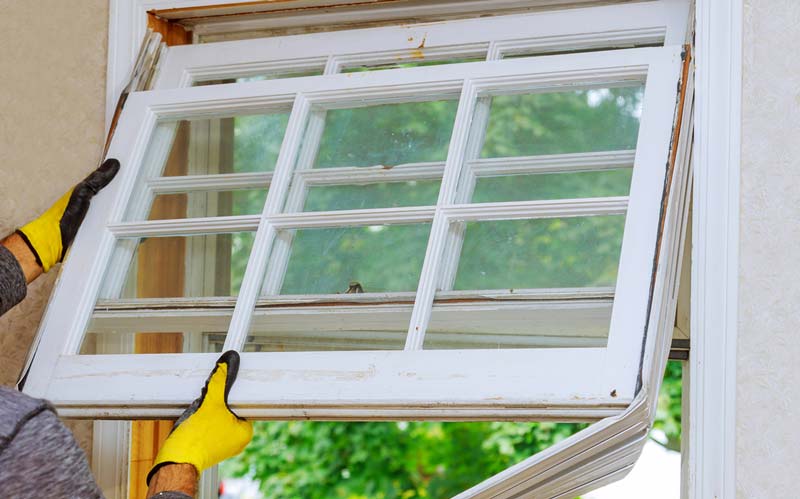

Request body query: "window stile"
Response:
[223, 95, 313, 350]
[404, 80, 478, 350]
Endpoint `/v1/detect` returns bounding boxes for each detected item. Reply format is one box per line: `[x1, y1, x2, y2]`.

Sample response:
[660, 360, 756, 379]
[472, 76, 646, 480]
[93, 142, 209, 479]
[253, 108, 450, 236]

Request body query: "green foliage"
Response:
[221, 421, 588, 498]
[222, 365, 681, 498]
[653, 361, 682, 452]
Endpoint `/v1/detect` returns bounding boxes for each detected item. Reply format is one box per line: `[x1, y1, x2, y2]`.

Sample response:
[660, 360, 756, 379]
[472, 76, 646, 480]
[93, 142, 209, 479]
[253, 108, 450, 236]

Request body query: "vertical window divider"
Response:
[101, 123, 178, 300]
[222, 95, 312, 351]
[404, 80, 477, 351]
[438, 47, 500, 293]
[261, 109, 327, 295]
[262, 55, 339, 295]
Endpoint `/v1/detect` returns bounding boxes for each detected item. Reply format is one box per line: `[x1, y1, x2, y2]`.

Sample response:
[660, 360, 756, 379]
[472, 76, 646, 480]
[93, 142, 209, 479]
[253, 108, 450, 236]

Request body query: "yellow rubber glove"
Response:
[147, 351, 253, 485]
[17, 158, 120, 272]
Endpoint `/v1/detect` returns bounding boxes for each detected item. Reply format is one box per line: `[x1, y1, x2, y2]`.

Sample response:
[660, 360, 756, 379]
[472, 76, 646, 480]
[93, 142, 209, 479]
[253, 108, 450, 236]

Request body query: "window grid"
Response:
[100, 71, 649, 354]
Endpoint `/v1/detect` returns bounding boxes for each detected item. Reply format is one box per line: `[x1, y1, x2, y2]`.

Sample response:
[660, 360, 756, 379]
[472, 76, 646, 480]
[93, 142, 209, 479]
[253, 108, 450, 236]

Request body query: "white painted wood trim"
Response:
[689, 0, 741, 497]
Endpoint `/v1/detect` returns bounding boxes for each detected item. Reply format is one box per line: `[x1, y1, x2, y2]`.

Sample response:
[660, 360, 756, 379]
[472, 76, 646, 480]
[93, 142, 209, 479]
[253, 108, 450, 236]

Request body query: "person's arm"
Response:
[1, 232, 42, 283]
[0, 159, 119, 317]
[146, 351, 253, 498]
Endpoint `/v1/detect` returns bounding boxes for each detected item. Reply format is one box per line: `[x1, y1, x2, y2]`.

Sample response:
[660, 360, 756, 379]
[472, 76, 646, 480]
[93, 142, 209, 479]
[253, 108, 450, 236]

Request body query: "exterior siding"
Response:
[0, 0, 109, 458]
[738, 1, 800, 497]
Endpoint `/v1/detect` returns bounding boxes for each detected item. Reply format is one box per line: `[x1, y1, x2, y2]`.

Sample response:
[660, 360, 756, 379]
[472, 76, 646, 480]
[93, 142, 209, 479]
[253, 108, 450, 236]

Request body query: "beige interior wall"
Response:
[738, 1, 800, 497]
[0, 0, 109, 456]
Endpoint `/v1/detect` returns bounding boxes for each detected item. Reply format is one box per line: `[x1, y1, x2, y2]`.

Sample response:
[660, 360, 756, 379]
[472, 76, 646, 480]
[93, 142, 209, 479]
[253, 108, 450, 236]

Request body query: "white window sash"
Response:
[24, 46, 684, 423]
[152, 0, 689, 88]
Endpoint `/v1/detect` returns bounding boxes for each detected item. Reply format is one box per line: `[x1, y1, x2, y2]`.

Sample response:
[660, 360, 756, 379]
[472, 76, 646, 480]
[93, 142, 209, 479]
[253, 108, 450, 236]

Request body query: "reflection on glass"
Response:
[453, 216, 625, 290]
[471, 169, 632, 203]
[240, 308, 411, 352]
[101, 232, 255, 300]
[276, 224, 431, 295]
[144, 189, 268, 221]
[302, 181, 440, 212]
[423, 301, 612, 349]
[480, 86, 644, 157]
[233, 113, 290, 173]
[80, 328, 230, 355]
[151, 112, 289, 177]
[312, 100, 458, 168]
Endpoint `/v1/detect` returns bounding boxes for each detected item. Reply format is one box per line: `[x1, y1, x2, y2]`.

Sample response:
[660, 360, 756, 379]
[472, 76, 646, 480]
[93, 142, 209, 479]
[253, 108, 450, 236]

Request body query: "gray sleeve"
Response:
[0, 244, 27, 316]
[0, 408, 105, 499]
[0, 407, 194, 499]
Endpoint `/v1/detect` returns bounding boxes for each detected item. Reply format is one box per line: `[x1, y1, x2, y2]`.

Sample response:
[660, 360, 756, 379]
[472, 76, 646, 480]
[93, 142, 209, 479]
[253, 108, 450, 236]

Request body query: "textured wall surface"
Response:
[738, 1, 800, 497]
[0, 0, 109, 457]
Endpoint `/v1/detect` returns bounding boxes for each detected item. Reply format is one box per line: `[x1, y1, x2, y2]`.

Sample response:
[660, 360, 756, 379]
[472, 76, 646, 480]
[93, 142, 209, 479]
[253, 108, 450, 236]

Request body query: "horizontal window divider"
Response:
[56, 404, 627, 423]
[304, 81, 463, 107]
[108, 215, 260, 237]
[468, 150, 636, 177]
[95, 297, 238, 310]
[148, 172, 272, 193]
[93, 288, 613, 313]
[187, 56, 329, 86]
[443, 197, 629, 222]
[489, 27, 666, 59]
[267, 205, 436, 228]
[144, 93, 296, 121]
[298, 162, 446, 185]
[329, 43, 489, 72]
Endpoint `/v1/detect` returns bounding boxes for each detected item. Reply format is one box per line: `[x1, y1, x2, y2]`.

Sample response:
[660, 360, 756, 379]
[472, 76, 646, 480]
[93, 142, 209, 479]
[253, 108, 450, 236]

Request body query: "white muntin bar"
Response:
[222, 96, 314, 351]
[106, 197, 624, 238]
[404, 80, 479, 351]
[468, 150, 636, 177]
[148, 172, 273, 193]
[261, 108, 327, 295]
[298, 162, 446, 186]
[443, 197, 629, 222]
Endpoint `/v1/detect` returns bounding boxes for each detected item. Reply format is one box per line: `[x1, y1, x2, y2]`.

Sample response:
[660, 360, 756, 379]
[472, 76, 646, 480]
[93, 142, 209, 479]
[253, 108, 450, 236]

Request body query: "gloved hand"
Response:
[147, 351, 253, 484]
[17, 158, 120, 272]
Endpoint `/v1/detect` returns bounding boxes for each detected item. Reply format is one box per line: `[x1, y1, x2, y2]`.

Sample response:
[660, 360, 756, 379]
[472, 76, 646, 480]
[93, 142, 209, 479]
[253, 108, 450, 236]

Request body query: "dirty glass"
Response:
[99, 232, 255, 300]
[273, 224, 431, 295]
[452, 216, 626, 290]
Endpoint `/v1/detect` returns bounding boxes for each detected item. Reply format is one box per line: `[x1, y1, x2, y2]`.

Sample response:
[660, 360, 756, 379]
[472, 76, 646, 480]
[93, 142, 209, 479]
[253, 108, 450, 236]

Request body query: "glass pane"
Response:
[452, 216, 625, 290]
[423, 301, 611, 349]
[341, 57, 484, 73]
[233, 113, 291, 173]
[141, 189, 268, 221]
[240, 308, 411, 352]
[194, 70, 324, 86]
[149, 111, 289, 178]
[100, 232, 255, 299]
[80, 318, 232, 355]
[480, 85, 644, 157]
[311, 100, 458, 168]
[275, 224, 431, 295]
[471, 169, 632, 203]
[302, 181, 440, 212]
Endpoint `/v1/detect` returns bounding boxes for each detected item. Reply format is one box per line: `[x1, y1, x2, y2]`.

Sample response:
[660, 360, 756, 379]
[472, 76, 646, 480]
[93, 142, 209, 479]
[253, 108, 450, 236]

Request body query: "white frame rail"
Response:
[24, 45, 684, 423]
